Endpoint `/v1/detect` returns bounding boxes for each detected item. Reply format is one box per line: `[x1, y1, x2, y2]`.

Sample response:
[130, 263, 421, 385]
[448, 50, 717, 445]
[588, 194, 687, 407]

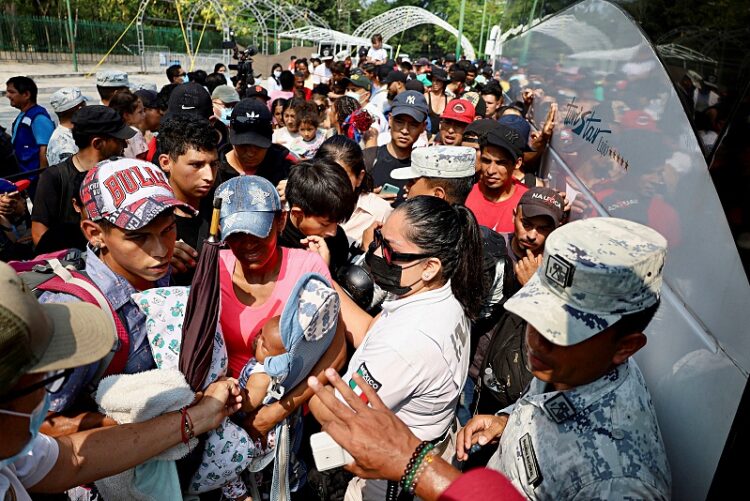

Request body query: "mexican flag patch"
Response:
[349, 362, 382, 403]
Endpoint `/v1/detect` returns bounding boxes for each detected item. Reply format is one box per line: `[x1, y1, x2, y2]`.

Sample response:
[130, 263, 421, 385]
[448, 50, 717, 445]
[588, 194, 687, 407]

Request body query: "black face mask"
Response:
[365, 249, 423, 296]
[387, 91, 397, 101]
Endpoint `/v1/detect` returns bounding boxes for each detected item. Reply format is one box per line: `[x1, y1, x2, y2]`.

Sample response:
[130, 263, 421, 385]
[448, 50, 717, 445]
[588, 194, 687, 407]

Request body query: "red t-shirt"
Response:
[465, 181, 528, 233]
[219, 246, 331, 376]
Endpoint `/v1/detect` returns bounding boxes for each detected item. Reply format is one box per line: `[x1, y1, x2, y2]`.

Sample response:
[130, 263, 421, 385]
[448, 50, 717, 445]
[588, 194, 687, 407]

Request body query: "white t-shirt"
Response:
[0, 435, 60, 501]
[312, 64, 332, 85]
[369, 86, 389, 115]
[367, 47, 388, 63]
[272, 127, 300, 148]
[339, 281, 470, 440]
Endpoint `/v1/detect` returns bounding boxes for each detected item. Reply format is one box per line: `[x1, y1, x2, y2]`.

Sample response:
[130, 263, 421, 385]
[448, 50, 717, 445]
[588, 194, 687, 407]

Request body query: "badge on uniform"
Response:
[546, 254, 575, 288]
[544, 392, 576, 423]
[519, 433, 543, 487]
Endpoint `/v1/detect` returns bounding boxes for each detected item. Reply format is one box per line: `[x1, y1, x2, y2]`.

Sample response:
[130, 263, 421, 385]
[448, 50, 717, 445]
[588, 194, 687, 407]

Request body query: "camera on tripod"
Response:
[223, 33, 261, 96]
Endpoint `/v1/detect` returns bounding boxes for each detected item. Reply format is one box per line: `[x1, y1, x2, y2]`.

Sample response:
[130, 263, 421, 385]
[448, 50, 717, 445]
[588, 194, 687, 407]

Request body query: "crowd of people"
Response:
[0, 32, 674, 501]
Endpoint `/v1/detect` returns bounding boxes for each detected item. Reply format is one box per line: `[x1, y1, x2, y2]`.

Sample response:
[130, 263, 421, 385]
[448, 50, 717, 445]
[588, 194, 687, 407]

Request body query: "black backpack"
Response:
[475, 310, 533, 413]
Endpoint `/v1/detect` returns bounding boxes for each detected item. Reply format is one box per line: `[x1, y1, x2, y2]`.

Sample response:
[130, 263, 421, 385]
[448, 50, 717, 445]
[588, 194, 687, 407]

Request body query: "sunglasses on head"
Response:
[370, 228, 431, 265]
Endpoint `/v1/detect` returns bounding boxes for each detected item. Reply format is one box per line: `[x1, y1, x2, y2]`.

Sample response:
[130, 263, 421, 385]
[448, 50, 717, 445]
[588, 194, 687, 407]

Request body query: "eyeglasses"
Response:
[0, 369, 73, 403]
[370, 228, 431, 265]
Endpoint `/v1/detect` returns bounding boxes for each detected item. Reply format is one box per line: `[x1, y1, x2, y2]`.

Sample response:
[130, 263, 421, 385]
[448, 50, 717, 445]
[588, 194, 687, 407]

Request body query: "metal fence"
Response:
[0, 14, 224, 65]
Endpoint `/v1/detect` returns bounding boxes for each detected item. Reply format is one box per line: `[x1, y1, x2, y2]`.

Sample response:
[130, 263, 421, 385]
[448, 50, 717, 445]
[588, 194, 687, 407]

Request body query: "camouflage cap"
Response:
[96, 70, 130, 88]
[505, 217, 667, 346]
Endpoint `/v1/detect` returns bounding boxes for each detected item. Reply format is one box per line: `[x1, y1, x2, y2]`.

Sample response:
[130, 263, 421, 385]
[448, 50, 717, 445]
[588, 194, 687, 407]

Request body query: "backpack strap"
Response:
[37, 259, 130, 377]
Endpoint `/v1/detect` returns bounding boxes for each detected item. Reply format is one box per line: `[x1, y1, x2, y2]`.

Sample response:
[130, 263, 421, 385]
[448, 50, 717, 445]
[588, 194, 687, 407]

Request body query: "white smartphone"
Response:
[310, 431, 354, 471]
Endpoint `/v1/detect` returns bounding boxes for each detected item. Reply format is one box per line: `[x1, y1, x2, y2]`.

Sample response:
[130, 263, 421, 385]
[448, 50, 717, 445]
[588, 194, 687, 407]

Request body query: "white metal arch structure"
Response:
[185, 0, 232, 53]
[279, 26, 392, 57]
[353, 6, 476, 60]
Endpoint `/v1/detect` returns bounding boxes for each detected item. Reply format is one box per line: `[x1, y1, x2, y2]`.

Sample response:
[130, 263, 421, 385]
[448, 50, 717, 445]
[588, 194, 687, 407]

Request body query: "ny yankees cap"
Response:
[215, 175, 282, 239]
[80, 157, 195, 230]
[229, 99, 273, 148]
[164, 82, 213, 120]
[391, 146, 476, 180]
[483, 123, 525, 161]
[504, 217, 667, 346]
[391, 90, 429, 123]
[498, 114, 533, 152]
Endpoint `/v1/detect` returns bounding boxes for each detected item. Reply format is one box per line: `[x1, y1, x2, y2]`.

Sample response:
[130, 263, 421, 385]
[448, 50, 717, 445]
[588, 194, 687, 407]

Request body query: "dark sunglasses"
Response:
[0, 369, 73, 403]
[370, 228, 431, 265]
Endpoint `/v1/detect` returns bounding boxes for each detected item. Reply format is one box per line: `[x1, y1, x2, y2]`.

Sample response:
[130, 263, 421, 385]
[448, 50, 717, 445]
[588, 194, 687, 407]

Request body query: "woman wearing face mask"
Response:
[309, 195, 485, 501]
[267, 63, 283, 92]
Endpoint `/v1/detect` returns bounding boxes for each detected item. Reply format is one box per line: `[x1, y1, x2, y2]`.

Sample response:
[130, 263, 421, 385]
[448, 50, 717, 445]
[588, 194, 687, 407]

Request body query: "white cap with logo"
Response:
[391, 145, 476, 180]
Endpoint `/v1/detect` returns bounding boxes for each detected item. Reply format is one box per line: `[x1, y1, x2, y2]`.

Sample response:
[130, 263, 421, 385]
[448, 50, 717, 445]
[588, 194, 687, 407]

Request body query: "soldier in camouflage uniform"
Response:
[457, 217, 672, 500]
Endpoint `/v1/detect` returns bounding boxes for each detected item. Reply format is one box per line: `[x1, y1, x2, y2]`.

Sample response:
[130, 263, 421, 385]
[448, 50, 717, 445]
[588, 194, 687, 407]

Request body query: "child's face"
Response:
[299, 122, 317, 142]
[273, 105, 284, 128]
[283, 109, 298, 132]
[254, 316, 286, 364]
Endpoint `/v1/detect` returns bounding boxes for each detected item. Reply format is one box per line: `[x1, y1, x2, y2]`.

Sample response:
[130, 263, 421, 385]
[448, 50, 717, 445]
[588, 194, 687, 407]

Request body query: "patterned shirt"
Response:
[46, 125, 78, 166]
[487, 359, 671, 500]
[39, 245, 168, 412]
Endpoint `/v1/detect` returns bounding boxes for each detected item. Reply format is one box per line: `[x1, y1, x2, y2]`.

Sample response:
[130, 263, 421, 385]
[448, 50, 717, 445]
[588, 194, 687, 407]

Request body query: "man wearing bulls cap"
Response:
[37, 157, 194, 434]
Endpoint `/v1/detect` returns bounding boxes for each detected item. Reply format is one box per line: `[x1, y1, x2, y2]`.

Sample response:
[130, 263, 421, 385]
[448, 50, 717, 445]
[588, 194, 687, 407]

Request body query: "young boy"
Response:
[279, 158, 356, 274]
[157, 116, 220, 284]
[38, 157, 195, 434]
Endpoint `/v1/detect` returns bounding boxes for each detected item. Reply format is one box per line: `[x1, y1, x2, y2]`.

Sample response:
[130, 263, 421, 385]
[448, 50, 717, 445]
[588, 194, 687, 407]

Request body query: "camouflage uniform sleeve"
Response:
[571, 478, 669, 501]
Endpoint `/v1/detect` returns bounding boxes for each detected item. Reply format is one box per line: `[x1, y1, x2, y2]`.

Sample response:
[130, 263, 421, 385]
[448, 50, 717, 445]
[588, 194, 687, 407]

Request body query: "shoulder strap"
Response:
[37, 259, 129, 377]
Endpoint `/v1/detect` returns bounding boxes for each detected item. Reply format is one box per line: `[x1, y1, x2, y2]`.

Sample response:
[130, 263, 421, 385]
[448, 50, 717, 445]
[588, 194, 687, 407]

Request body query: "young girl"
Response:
[271, 97, 306, 147]
[108, 89, 148, 159]
[270, 98, 287, 130]
[289, 109, 326, 159]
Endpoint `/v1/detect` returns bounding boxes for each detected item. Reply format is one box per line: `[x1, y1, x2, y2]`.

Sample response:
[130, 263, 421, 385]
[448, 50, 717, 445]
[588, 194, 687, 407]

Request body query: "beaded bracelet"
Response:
[400, 442, 435, 493]
[411, 454, 435, 494]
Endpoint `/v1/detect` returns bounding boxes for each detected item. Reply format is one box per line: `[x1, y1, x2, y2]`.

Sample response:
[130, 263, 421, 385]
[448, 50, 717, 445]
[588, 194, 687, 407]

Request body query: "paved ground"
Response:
[0, 62, 166, 130]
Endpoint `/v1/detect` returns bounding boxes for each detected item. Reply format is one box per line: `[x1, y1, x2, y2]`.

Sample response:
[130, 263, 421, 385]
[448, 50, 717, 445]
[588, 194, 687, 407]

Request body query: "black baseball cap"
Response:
[483, 123, 525, 160]
[430, 66, 449, 82]
[405, 79, 425, 93]
[230, 99, 273, 148]
[72, 105, 136, 140]
[464, 119, 501, 140]
[390, 90, 429, 123]
[164, 82, 212, 120]
[245, 85, 270, 101]
[384, 70, 407, 85]
[135, 89, 159, 109]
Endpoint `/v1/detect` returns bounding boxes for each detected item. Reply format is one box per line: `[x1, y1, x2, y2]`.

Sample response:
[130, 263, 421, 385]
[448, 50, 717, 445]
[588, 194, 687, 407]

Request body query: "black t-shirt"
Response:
[279, 220, 350, 276]
[31, 156, 86, 228]
[173, 195, 214, 286]
[215, 143, 294, 188]
[365, 145, 410, 206]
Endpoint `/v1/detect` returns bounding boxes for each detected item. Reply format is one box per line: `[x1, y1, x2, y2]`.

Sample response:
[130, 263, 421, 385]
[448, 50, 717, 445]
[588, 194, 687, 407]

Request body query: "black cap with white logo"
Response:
[164, 82, 213, 120]
[229, 98, 273, 148]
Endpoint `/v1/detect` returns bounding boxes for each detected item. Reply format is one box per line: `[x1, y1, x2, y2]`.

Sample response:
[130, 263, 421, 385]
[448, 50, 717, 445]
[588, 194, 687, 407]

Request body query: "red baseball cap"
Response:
[441, 99, 475, 124]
